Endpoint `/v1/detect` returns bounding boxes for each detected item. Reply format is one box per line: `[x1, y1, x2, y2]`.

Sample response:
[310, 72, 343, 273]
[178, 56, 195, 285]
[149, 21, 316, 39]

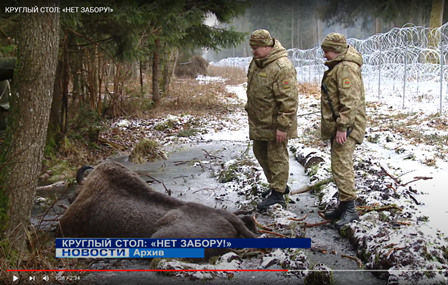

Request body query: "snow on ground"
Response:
[97, 75, 448, 284]
[200, 77, 448, 236]
[190, 75, 448, 284]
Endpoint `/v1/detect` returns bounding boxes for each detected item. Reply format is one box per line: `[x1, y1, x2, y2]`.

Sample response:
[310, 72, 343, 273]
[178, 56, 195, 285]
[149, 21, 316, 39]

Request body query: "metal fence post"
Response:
[440, 37, 444, 114]
[378, 39, 382, 100]
[403, 41, 407, 109]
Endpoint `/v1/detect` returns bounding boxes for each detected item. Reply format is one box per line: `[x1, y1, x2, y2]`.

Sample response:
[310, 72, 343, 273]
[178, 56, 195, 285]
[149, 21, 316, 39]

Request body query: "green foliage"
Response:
[318, 0, 433, 31]
[0, 238, 18, 263]
[44, 134, 58, 158]
[306, 164, 320, 177]
[367, 134, 380, 143]
[129, 139, 167, 164]
[149, 258, 163, 269]
[177, 128, 199, 137]
[0, 45, 16, 57]
[71, 105, 105, 143]
[218, 158, 256, 183]
[218, 162, 240, 183]
[154, 119, 176, 131]
[184, 25, 247, 51]
[304, 263, 335, 285]
[0, 182, 8, 234]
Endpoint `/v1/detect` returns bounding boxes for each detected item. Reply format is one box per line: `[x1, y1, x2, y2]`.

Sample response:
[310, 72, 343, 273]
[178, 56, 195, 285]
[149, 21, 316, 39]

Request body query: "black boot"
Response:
[324, 200, 346, 220]
[324, 206, 343, 220]
[257, 190, 286, 210]
[334, 200, 359, 229]
[261, 185, 290, 198]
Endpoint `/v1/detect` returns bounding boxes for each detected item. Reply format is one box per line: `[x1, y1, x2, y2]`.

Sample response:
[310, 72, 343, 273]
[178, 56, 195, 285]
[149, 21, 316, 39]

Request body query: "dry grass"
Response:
[207, 65, 247, 85]
[298, 82, 321, 99]
[129, 139, 167, 164]
[150, 77, 239, 118]
[40, 65, 248, 174]
[115, 65, 247, 120]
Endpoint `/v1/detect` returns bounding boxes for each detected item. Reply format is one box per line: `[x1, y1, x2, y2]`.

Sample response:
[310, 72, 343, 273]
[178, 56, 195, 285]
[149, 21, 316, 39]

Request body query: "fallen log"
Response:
[290, 178, 334, 195]
[36, 180, 68, 191]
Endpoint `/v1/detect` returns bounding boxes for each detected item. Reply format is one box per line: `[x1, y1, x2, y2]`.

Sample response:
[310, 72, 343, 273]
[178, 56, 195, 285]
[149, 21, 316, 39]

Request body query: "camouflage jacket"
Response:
[245, 40, 298, 140]
[321, 46, 366, 143]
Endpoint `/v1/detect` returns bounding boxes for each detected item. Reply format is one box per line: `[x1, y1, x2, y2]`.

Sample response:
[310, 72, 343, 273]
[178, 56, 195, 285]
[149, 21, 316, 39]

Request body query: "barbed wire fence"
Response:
[212, 23, 448, 114]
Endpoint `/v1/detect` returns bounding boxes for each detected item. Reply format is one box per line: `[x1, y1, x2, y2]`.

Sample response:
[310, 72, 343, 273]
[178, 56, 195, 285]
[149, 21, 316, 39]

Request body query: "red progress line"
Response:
[8, 269, 288, 272]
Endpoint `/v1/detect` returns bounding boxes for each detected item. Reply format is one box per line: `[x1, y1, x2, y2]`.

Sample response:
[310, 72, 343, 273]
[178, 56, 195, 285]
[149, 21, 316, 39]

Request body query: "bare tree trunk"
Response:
[316, 17, 322, 46]
[0, 0, 60, 251]
[428, 0, 445, 62]
[430, 0, 445, 29]
[243, 17, 248, 57]
[162, 48, 178, 96]
[71, 43, 83, 105]
[297, 14, 301, 48]
[291, 6, 294, 49]
[48, 49, 62, 141]
[375, 17, 382, 34]
[97, 53, 103, 114]
[61, 34, 70, 134]
[140, 60, 143, 94]
[152, 38, 161, 106]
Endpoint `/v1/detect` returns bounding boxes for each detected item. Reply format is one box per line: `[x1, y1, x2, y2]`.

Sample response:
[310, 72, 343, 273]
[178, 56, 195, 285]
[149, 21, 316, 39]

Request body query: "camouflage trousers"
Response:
[252, 140, 289, 193]
[330, 136, 357, 201]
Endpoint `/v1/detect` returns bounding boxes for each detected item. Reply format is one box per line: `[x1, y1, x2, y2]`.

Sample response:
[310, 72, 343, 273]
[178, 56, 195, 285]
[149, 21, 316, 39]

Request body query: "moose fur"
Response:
[57, 161, 257, 258]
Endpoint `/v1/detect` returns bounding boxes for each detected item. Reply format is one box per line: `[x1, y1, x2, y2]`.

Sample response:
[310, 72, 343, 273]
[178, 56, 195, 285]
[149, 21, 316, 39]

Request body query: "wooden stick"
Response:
[145, 174, 161, 183]
[258, 230, 288, 238]
[317, 211, 326, 219]
[386, 183, 397, 192]
[305, 220, 332, 228]
[357, 203, 379, 209]
[395, 221, 411, 226]
[58, 204, 69, 210]
[408, 193, 420, 205]
[36, 180, 68, 191]
[385, 247, 404, 259]
[254, 216, 273, 231]
[402, 176, 433, 186]
[341, 254, 363, 268]
[379, 164, 401, 184]
[290, 178, 334, 195]
[201, 149, 222, 160]
[297, 111, 320, 117]
[288, 214, 308, 221]
[358, 204, 402, 215]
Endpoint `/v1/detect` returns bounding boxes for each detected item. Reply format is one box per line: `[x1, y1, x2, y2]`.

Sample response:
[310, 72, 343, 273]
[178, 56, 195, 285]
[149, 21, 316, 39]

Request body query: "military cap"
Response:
[250, 29, 274, 47]
[321, 33, 348, 53]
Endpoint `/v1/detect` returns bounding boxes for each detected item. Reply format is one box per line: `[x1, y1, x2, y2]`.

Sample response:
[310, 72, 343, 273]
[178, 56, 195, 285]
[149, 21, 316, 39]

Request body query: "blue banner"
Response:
[56, 248, 204, 258]
[56, 238, 311, 249]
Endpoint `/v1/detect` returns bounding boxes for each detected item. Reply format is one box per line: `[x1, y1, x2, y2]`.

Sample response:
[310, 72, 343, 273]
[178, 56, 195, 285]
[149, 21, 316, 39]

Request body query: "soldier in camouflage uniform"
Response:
[245, 29, 298, 211]
[320, 33, 366, 229]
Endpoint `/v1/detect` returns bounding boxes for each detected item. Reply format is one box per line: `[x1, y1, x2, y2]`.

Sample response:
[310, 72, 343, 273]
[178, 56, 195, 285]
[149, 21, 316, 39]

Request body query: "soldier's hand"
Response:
[335, 130, 347, 144]
[276, 130, 287, 143]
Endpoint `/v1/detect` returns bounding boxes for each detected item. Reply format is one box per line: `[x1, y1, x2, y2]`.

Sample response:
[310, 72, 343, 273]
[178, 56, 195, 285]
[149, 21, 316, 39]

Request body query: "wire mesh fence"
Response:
[212, 23, 448, 114]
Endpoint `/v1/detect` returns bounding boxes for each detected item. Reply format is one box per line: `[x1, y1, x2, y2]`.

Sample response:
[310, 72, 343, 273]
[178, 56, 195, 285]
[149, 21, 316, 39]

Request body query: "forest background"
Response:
[0, 0, 446, 276]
